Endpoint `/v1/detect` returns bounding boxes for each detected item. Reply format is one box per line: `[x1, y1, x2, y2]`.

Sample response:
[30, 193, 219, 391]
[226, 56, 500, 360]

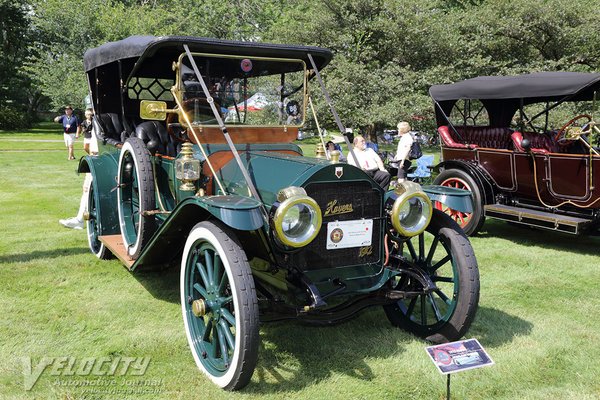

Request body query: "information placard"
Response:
[425, 338, 494, 375]
[326, 219, 373, 249]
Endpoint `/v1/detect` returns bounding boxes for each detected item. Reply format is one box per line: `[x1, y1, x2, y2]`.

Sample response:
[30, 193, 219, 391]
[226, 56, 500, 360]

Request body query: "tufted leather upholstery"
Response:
[439, 125, 513, 150]
[511, 131, 558, 154]
[135, 121, 177, 157]
[93, 113, 125, 146]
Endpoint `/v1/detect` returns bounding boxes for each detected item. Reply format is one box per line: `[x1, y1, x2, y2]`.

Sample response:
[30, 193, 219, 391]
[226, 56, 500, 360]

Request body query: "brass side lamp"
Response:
[175, 142, 200, 191]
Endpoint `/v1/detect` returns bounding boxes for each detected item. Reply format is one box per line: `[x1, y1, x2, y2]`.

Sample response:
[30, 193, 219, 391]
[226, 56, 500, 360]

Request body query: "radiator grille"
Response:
[294, 181, 383, 270]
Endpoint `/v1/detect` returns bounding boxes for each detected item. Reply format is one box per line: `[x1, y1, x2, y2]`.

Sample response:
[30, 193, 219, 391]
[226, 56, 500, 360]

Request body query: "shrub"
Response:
[0, 104, 32, 131]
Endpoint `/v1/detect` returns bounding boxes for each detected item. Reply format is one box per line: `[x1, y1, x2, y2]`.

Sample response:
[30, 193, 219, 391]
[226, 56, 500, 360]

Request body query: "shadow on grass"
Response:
[132, 264, 180, 304]
[0, 247, 90, 264]
[244, 305, 530, 394]
[474, 220, 600, 256]
[468, 306, 533, 348]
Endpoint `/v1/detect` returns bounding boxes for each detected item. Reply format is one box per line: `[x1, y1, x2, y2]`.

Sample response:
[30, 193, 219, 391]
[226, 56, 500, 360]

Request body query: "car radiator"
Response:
[297, 181, 383, 270]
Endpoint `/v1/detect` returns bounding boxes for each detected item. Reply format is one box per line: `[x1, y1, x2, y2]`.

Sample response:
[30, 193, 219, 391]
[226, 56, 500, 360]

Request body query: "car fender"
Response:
[131, 195, 264, 271]
[77, 154, 120, 235]
[435, 160, 495, 204]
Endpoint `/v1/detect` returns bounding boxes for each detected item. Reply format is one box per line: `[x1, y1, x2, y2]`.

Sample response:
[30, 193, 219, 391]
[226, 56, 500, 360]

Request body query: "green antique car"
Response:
[80, 35, 480, 390]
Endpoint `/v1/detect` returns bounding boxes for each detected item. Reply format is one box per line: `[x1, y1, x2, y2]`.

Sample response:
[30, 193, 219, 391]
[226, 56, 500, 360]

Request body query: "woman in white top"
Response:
[395, 121, 414, 182]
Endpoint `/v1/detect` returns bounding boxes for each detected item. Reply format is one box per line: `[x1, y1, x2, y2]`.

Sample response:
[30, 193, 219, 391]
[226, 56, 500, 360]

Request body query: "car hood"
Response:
[216, 151, 371, 206]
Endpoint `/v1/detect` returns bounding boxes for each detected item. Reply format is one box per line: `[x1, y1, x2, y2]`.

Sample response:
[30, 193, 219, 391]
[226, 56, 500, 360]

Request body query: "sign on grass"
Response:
[426, 338, 494, 375]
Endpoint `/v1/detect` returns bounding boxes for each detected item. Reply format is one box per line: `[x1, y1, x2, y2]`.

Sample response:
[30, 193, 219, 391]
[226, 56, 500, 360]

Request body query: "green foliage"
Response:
[21, 0, 600, 134]
[0, 104, 32, 130]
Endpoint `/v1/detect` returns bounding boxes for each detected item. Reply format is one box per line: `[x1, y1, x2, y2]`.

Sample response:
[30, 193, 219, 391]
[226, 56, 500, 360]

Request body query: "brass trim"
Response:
[273, 195, 322, 248]
[192, 299, 206, 317]
[390, 182, 433, 237]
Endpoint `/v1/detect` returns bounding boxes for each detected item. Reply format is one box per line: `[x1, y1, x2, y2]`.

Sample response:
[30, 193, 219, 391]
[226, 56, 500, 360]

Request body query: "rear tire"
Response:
[117, 137, 156, 259]
[433, 168, 485, 236]
[86, 181, 112, 260]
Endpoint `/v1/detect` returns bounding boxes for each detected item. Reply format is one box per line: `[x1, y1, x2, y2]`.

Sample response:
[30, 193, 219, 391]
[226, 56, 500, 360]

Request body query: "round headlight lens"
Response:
[274, 196, 322, 247]
[391, 192, 432, 237]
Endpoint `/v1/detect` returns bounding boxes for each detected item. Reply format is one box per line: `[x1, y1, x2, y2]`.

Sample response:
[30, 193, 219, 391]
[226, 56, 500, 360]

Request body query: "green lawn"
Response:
[1, 125, 600, 399]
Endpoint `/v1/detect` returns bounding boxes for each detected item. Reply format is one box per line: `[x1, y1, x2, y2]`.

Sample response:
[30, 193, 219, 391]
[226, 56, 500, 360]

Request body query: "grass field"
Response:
[1, 123, 600, 399]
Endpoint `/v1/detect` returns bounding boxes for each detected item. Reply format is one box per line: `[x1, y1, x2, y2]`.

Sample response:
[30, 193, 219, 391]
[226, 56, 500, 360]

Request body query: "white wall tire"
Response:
[180, 221, 259, 390]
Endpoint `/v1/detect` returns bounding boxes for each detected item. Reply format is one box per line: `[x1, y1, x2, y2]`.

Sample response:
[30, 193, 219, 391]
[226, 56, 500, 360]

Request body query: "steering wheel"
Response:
[166, 97, 222, 142]
[554, 114, 592, 145]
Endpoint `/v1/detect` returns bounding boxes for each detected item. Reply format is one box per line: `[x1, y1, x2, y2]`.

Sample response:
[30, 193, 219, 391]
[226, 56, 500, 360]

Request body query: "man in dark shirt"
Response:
[54, 106, 80, 160]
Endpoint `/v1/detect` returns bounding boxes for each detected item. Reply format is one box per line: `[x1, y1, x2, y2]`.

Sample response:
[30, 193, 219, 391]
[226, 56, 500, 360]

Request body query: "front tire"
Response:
[117, 137, 156, 259]
[384, 209, 480, 343]
[433, 168, 485, 236]
[181, 221, 259, 390]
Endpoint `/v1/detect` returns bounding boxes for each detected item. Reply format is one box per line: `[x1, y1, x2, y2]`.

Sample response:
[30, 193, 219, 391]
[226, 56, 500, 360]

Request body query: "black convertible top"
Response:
[83, 35, 333, 73]
[430, 72, 600, 102]
[430, 72, 600, 127]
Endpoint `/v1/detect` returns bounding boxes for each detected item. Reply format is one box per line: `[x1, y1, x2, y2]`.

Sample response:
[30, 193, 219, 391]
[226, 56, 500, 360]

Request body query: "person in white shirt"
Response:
[395, 121, 414, 183]
[348, 135, 391, 189]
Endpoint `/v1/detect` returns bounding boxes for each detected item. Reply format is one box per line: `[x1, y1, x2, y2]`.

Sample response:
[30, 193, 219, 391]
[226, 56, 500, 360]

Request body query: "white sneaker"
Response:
[59, 217, 84, 230]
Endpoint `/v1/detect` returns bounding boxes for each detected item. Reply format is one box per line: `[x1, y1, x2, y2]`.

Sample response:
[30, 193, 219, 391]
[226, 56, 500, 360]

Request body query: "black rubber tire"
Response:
[86, 180, 112, 260]
[383, 209, 480, 343]
[181, 221, 259, 390]
[117, 137, 156, 259]
[433, 168, 485, 236]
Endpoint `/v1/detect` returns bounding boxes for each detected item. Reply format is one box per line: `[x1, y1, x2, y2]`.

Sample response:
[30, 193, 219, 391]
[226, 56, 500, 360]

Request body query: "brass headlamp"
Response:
[175, 142, 200, 191]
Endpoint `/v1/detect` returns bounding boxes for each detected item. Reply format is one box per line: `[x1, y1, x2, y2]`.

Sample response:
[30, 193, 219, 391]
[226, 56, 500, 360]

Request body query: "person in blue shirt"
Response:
[54, 105, 81, 160]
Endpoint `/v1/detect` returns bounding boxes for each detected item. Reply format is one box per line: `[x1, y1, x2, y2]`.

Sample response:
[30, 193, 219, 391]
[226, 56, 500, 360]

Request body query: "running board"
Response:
[484, 204, 593, 235]
[99, 235, 134, 269]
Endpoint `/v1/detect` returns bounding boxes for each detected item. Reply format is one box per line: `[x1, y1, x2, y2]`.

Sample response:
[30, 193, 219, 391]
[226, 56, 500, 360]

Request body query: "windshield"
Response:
[176, 53, 306, 127]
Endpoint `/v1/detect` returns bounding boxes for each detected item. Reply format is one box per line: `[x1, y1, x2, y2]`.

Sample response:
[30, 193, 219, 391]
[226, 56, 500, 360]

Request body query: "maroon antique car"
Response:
[429, 72, 600, 236]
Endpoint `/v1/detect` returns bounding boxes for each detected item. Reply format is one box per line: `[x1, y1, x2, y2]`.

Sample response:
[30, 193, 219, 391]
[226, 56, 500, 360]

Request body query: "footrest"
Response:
[99, 235, 134, 269]
[484, 204, 592, 234]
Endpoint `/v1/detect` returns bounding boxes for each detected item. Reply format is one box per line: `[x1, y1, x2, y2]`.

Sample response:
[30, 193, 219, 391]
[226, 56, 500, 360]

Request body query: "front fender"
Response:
[422, 185, 473, 213]
[131, 195, 264, 271]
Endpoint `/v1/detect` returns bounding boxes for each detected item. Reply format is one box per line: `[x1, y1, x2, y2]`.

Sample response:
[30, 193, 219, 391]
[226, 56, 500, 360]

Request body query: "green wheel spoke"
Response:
[221, 296, 232, 305]
[425, 236, 440, 266]
[204, 250, 214, 288]
[193, 283, 209, 299]
[196, 261, 210, 289]
[435, 289, 452, 305]
[218, 270, 228, 293]
[430, 254, 452, 273]
[202, 319, 213, 342]
[218, 319, 235, 350]
[216, 324, 229, 365]
[221, 308, 236, 326]
[428, 293, 443, 321]
[213, 255, 222, 287]
[406, 296, 417, 318]
[420, 295, 427, 325]
[433, 276, 454, 283]
[406, 240, 418, 261]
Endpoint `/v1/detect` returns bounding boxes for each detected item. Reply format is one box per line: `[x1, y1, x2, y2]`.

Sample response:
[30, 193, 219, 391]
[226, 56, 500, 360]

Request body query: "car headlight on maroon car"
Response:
[272, 187, 322, 247]
[390, 181, 432, 237]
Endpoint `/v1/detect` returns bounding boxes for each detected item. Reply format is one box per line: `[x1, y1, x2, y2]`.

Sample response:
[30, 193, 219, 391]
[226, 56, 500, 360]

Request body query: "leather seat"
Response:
[135, 121, 177, 157]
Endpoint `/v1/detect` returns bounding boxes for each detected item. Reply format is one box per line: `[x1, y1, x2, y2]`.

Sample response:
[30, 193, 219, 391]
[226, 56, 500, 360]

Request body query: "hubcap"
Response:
[192, 299, 207, 317]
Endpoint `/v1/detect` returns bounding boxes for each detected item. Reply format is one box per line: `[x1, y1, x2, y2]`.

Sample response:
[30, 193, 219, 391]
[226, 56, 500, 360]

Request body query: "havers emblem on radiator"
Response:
[324, 200, 354, 217]
[335, 166, 343, 179]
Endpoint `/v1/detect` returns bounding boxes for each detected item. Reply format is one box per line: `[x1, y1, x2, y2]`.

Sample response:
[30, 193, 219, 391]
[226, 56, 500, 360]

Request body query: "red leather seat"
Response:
[511, 131, 558, 154]
[439, 125, 513, 150]
[438, 126, 475, 149]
